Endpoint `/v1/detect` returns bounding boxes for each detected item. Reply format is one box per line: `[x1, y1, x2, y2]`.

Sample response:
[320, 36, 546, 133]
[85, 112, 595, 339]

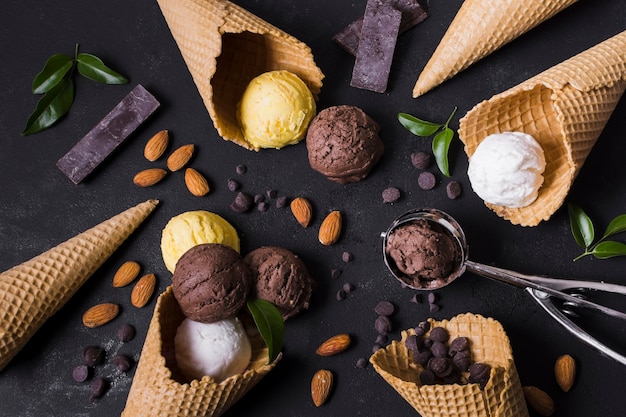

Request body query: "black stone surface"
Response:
[1, 1, 625, 416]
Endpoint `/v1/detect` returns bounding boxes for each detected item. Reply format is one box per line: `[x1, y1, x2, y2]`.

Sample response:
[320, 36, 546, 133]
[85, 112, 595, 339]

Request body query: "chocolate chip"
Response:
[235, 164, 247, 175]
[449, 337, 470, 354]
[453, 349, 472, 372]
[410, 293, 422, 304]
[428, 357, 453, 378]
[342, 251, 353, 262]
[227, 179, 240, 191]
[405, 334, 419, 352]
[429, 303, 441, 313]
[375, 334, 388, 345]
[230, 192, 253, 212]
[442, 371, 462, 384]
[382, 187, 401, 203]
[414, 326, 426, 337]
[411, 151, 431, 169]
[72, 365, 90, 382]
[112, 354, 132, 373]
[276, 196, 288, 208]
[468, 362, 491, 388]
[430, 341, 448, 358]
[428, 327, 449, 343]
[257, 201, 269, 212]
[419, 368, 437, 385]
[117, 324, 136, 342]
[336, 289, 346, 301]
[373, 344, 383, 353]
[83, 346, 105, 367]
[90, 377, 109, 401]
[418, 171, 436, 190]
[427, 292, 437, 304]
[418, 321, 430, 332]
[266, 189, 277, 199]
[446, 181, 462, 199]
[374, 315, 392, 335]
[331, 269, 342, 279]
[254, 194, 264, 203]
[342, 282, 355, 293]
[413, 347, 433, 366]
[374, 300, 395, 316]
[356, 357, 368, 368]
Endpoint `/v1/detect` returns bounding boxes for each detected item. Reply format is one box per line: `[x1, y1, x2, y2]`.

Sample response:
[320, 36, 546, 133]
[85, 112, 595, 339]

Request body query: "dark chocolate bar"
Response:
[350, 0, 402, 93]
[333, 0, 429, 56]
[57, 85, 160, 184]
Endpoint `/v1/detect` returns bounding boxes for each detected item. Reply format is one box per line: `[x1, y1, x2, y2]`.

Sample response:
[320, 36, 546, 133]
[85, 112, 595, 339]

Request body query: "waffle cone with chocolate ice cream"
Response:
[370, 313, 529, 417]
[459, 30, 626, 226]
[156, 0, 324, 150]
[0, 199, 159, 372]
[412, 0, 577, 97]
[121, 286, 279, 417]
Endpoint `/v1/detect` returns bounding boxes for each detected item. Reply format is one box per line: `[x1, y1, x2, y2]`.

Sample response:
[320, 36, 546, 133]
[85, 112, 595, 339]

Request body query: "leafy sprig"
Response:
[22, 44, 128, 135]
[568, 203, 626, 261]
[398, 107, 458, 176]
[246, 299, 284, 363]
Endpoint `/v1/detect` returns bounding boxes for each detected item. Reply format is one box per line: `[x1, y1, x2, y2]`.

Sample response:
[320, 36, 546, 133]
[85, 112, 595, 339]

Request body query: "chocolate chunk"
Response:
[446, 181, 462, 199]
[453, 349, 472, 372]
[72, 365, 90, 382]
[57, 85, 159, 184]
[411, 151, 431, 169]
[334, 0, 429, 56]
[117, 323, 136, 342]
[227, 179, 240, 191]
[469, 362, 492, 388]
[428, 327, 449, 343]
[90, 377, 109, 401]
[418, 171, 437, 190]
[429, 357, 453, 378]
[382, 187, 401, 203]
[83, 346, 105, 367]
[419, 368, 436, 385]
[449, 337, 470, 354]
[430, 341, 448, 358]
[350, 0, 402, 93]
[374, 300, 395, 316]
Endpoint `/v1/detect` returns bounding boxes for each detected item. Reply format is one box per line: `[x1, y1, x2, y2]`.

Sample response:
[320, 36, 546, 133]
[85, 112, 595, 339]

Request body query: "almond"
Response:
[167, 144, 194, 171]
[311, 369, 333, 407]
[131, 273, 157, 308]
[290, 197, 312, 227]
[318, 210, 342, 245]
[554, 354, 576, 392]
[315, 333, 351, 356]
[112, 260, 141, 288]
[523, 386, 554, 417]
[82, 303, 119, 328]
[144, 129, 169, 161]
[184, 168, 210, 197]
[133, 168, 167, 187]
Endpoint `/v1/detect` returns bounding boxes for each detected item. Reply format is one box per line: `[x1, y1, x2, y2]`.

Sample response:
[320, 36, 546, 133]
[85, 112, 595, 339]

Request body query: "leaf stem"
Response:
[444, 106, 457, 128]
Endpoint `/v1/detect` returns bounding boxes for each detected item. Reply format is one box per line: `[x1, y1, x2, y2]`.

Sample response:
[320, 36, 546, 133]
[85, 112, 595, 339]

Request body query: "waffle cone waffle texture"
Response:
[370, 313, 529, 417]
[121, 286, 279, 417]
[459, 30, 626, 226]
[0, 199, 159, 372]
[156, 0, 324, 151]
[412, 0, 578, 97]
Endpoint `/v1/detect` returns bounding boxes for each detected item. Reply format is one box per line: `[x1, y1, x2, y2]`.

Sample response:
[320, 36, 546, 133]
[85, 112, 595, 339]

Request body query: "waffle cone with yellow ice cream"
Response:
[156, 0, 324, 150]
[121, 286, 279, 417]
[0, 199, 159, 372]
[412, 0, 578, 97]
[370, 313, 529, 417]
[459, 30, 626, 226]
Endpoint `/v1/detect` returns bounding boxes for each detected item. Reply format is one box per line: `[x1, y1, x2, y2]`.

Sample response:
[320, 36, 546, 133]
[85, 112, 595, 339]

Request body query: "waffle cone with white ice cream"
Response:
[121, 286, 279, 417]
[0, 199, 159, 372]
[412, 0, 577, 97]
[156, 0, 324, 150]
[459, 30, 626, 226]
[370, 314, 529, 417]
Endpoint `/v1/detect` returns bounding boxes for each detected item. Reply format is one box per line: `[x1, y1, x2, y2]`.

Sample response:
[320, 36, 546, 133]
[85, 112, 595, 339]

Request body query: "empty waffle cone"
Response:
[156, 0, 324, 150]
[121, 286, 279, 417]
[412, 0, 577, 97]
[370, 313, 529, 417]
[459, 30, 626, 226]
[0, 199, 159, 372]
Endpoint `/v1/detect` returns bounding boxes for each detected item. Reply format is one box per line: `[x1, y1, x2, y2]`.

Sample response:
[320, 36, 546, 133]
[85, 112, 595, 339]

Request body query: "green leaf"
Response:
[246, 299, 284, 363]
[398, 113, 442, 137]
[22, 78, 74, 135]
[32, 53, 74, 94]
[602, 214, 626, 239]
[432, 127, 454, 177]
[590, 240, 626, 259]
[76, 53, 128, 84]
[568, 203, 594, 248]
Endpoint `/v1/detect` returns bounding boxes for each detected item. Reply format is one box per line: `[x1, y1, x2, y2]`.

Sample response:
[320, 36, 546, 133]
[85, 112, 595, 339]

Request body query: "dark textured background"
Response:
[1, 0, 625, 416]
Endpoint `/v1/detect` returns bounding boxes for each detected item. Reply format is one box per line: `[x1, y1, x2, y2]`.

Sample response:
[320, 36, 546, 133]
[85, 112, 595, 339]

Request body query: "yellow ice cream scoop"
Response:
[237, 70, 316, 150]
[161, 210, 240, 273]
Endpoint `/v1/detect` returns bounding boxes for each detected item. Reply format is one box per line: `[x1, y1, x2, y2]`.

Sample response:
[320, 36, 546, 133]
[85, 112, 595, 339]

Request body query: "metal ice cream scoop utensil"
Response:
[381, 208, 626, 366]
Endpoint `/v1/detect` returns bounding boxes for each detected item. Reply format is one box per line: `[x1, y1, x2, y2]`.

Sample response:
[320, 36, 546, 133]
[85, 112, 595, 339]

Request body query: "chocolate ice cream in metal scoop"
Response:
[382, 208, 626, 366]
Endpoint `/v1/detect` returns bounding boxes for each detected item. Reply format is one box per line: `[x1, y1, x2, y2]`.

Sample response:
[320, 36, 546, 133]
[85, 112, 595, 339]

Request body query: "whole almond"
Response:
[144, 129, 169, 161]
[184, 168, 210, 197]
[311, 369, 333, 407]
[315, 333, 351, 356]
[133, 168, 167, 187]
[112, 261, 141, 287]
[167, 144, 194, 171]
[82, 303, 119, 328]
[523, 386, 555, 416]
[554, 354, 576, 392]
[131, 273, 157, 308]
[290, 197, 312, 227]
[318, 210, 342, 245]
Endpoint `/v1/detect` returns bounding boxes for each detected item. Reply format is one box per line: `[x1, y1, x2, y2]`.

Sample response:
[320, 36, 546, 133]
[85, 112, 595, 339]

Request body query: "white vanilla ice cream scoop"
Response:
[175, 316, 252, 382]
[467, 131, 546, 208]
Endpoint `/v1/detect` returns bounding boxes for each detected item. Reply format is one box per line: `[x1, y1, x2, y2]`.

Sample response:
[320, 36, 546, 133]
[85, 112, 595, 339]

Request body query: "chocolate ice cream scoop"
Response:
[306, 105, 384, 184]
[244, 246, 315, 320]
[172, 243, 252, 323]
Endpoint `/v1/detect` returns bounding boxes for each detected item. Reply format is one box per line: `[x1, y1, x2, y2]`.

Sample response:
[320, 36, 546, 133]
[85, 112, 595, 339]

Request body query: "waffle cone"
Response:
[412, 0, 577, 97]
[156, 0, 324, 151]
[0, 199, 159, 372]
[121, 286, 279, 417]
[370, 313, 529, 417]
[459, 30, 626, 226]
